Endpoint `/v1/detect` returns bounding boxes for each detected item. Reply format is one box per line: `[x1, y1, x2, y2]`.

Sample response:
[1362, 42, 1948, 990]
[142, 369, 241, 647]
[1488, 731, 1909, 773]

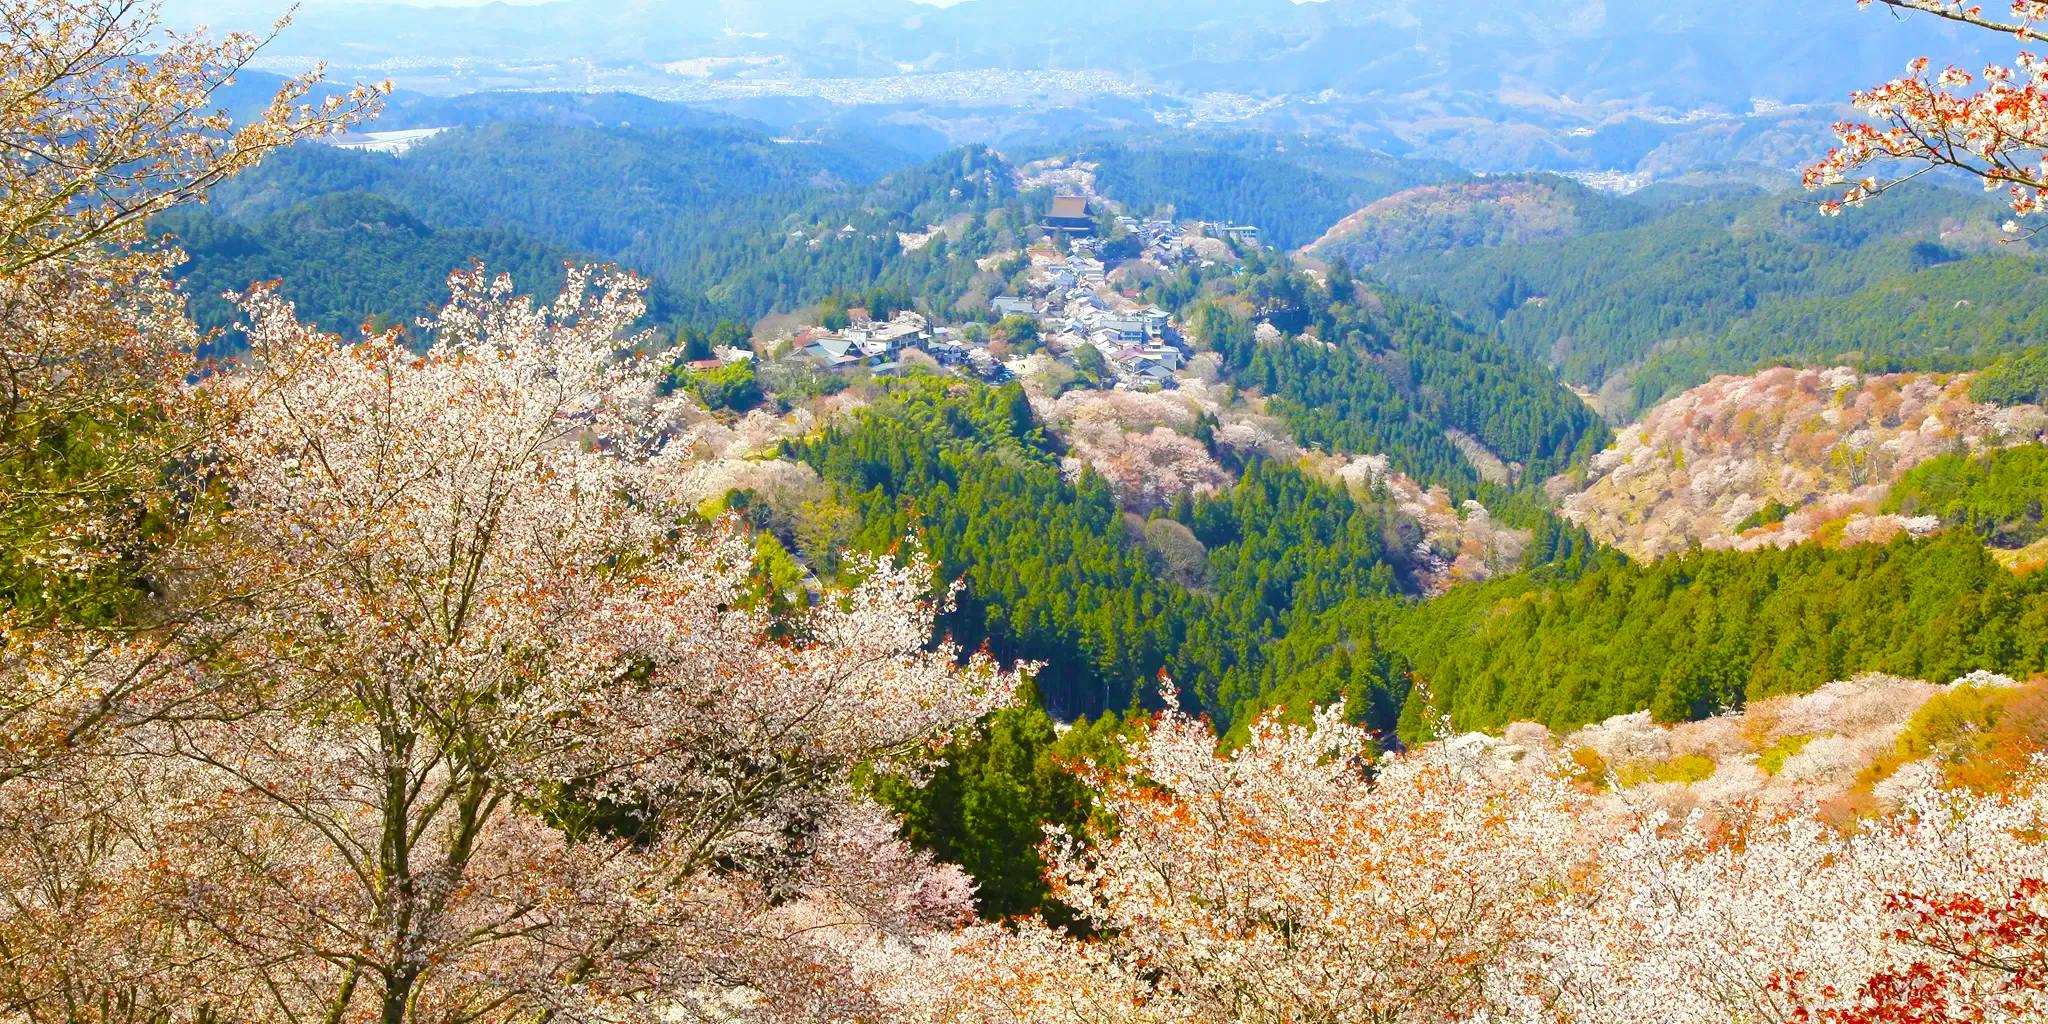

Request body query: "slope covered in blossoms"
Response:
[1029, 386, 1536, 591]
[1557, 365, 2048, 560]
[874, 679, 2048, 1024]
[1500, 669, 2045, 815]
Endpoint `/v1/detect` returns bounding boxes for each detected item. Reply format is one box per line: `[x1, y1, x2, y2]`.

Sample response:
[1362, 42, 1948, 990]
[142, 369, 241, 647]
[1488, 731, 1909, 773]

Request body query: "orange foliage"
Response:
[1853, 678, 2048, 799]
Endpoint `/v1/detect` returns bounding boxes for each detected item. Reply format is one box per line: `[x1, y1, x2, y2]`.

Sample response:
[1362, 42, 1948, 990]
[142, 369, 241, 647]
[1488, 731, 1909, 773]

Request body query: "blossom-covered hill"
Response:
[1469, 669, 2045, 818]
[1555, 365, 2048, 560]
[883, 669, 2048, 1024]
[1029, 386, 1532, 592]
[1301, 177, 1641, 266]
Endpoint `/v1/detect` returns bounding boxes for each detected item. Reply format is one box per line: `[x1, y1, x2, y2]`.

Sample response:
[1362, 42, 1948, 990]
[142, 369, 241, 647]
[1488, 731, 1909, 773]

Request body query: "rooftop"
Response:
[1049, 195, 1090, 221]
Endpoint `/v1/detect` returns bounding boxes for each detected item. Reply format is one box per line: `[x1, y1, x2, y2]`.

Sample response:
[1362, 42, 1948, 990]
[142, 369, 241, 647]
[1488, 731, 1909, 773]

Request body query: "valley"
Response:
[150, 83, 2048, 744]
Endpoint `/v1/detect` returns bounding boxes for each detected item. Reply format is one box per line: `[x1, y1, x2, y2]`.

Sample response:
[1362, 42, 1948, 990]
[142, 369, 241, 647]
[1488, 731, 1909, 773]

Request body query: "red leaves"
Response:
[1785, 879, 2048, 1024]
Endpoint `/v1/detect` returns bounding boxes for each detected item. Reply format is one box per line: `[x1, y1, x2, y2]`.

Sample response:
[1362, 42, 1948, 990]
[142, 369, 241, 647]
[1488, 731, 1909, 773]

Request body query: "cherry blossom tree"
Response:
[1494, 762, 2048, 1024]
[883, 700, 1588, 1024]
[1065, 424, 1229, 513]
[1809, 2, 2048, 220]
[875, 689, 2048, 1024]
[2, 0, 381, 779]
[173, 268, 1007, 1023]
[1035, 391, 1231, 512]
[0, 266, 1016, 1024]
[1, 0, 383, 275]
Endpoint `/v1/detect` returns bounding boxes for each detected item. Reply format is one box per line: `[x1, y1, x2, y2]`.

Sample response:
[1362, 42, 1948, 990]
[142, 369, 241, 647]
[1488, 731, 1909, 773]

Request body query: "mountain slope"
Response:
[1072, 135, 1454, 250]
[176, 126, 1041, 324]
[1304, 176, 1646, 265]
[1379, 184, 2048, 417]
[159, 193, 593, 343]
[1380, 529, 2048, 735]
[1554, 365, 2048, 560]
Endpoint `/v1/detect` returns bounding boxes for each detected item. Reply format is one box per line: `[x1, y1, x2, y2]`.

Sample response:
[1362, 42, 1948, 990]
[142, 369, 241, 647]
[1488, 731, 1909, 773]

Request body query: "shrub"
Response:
[1757, 733, 1816, 776]
[1568, 746, 1610, 790]
[1656, 753, 1716, 784]
[679, 359, 763, 413]
[1619, 752, 1717, 787]
[1858, 678, 2048, 795]
[1896, 682, 2011, 764]
[1885, 445, 2048, 549]
[1737, 501, 1796, 533]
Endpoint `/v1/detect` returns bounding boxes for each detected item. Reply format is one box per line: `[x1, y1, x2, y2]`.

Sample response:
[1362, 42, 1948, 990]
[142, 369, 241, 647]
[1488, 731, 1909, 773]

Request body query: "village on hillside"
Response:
[724, 157, 1265, 393]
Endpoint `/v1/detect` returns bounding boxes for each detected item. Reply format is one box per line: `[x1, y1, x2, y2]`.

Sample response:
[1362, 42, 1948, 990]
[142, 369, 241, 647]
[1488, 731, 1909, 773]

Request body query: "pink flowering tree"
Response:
[1810, 2, 2048, 221]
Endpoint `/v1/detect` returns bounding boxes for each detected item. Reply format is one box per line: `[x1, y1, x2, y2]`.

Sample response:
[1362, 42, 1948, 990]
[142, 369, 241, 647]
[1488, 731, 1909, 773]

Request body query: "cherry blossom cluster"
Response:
[877, 699, 1589, 1024]
[874, 695, 2048, 1024]
[1318, 452, 1530, 590]
[2, 0, 378, 811]
[1034, 389, 1233, 512]
[1561, 366, 2044, 560]
[1812, 2, 2048, 219]
[1502, 768, 2048, 1024]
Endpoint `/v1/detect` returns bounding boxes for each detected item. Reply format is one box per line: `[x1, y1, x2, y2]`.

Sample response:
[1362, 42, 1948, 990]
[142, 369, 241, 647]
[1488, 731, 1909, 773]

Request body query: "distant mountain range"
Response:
[182, 0, 2017, 174]
[201, 1, 1995, 101]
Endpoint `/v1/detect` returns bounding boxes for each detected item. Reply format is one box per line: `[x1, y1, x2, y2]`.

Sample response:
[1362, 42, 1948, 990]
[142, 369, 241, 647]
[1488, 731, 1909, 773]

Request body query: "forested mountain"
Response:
[159, 193, 591, 340]
[752, 358, 2047, 747]
[759, 368, 2048, 750]
[1378, 183, 2047, 418]
[1182, 257, 1612, 488]
[1386, 531, 2048, 736]
[174, 120, 1484, 332]
[168, 124, 1042, 330]
[211, 75, 808, 149]
[1304, 176, 1647, 266]
[1069, 135, 1456, 249]
[782, 380, 1412, 724]
[208, 119, 882, 224]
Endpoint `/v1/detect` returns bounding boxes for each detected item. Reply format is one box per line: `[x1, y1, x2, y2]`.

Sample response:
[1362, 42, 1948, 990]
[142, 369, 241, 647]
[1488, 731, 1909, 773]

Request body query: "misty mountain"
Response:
[174, 0, 2018, 175]
[204, 0, 2004, 110]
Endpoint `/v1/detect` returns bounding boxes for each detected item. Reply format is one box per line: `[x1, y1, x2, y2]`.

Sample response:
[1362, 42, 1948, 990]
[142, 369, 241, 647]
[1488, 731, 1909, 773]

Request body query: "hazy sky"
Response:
[270, 0, 1324, 5]
[285, 0, 966, 5]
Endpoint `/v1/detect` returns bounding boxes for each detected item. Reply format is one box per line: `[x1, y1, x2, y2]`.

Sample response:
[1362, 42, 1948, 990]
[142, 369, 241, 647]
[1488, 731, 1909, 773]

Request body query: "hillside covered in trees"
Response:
[1065, 134, 1456, 249]
[1554, 365, 2048, 559]
[165, 120, 1044, 334]
[1378, 184, 2048, 417]
[10, 0, 2048, 1022]
[1303, 175, 1646, 265]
